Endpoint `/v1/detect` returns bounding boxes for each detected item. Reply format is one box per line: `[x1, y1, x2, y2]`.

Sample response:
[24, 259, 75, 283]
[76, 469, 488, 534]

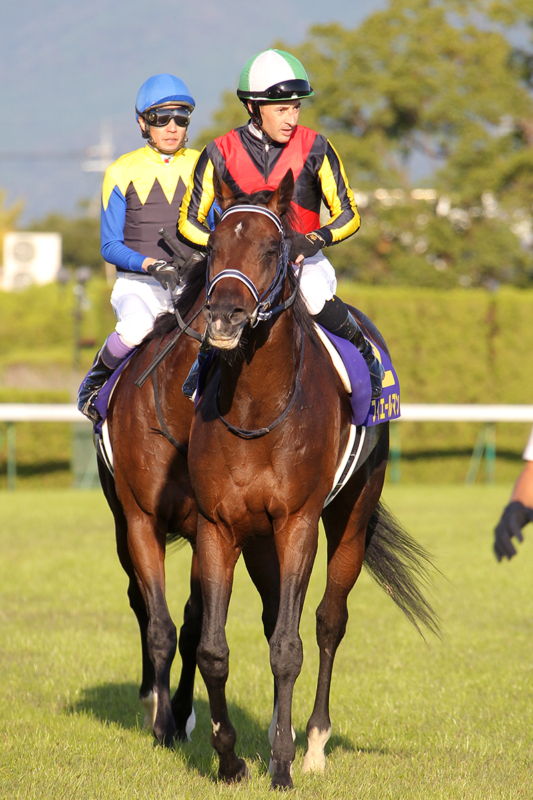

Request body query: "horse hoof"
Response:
[218, 759, 249, 783]
[270, 773, 294, 791]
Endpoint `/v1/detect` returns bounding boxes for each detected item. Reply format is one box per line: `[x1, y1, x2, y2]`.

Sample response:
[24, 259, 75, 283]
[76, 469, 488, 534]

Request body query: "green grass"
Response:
[1, 486, 532, 798]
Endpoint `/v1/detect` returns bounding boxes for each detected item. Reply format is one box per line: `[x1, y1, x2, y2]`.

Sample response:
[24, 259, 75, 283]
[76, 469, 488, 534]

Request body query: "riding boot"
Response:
[312, 296, 385, 399]
[182, 339, 212, 401]
[77, 337, 133, 422]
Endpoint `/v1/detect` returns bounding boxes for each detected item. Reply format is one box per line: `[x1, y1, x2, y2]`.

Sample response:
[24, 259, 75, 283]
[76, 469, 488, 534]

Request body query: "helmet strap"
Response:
[246, 101, 276, 145]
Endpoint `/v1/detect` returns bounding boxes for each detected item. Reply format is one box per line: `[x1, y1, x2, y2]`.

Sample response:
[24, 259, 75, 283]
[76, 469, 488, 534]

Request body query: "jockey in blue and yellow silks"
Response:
[78, 74, 208, 423]
[178, 49, 384, 400]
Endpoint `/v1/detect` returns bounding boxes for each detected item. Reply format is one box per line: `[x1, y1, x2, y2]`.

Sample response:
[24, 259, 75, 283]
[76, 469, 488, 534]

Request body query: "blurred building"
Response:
[2, 232, 62, 291]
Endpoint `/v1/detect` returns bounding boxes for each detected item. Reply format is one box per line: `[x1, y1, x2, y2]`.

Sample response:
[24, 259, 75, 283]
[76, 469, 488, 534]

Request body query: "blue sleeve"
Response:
[206, 200, 222, 231]
[101, 185, 146, 272]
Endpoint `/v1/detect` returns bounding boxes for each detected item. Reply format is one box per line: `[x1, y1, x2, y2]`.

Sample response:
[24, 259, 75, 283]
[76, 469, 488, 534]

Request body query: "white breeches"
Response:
[293, 252, 337, 316]
[110, 273, 181, 347]
[110, 253, 337, 347]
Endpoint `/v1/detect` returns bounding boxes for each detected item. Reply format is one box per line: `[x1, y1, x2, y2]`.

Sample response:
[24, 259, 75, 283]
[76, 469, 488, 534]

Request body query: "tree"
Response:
[195, 0, 533, 288]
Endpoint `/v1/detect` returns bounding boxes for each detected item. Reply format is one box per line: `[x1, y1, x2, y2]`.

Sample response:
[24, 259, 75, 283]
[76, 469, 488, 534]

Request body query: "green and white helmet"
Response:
[237, 49, 314, 103]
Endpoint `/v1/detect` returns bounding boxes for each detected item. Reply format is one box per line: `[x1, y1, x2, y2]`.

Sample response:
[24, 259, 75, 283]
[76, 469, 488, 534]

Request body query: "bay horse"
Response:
[187, 170, 438, 789]
[97, 258, 280, 746]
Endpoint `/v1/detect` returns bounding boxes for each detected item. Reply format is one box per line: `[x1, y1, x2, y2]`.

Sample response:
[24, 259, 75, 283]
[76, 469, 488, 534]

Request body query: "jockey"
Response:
[178, 49, 384, 400]
[78, 73, 205, 423]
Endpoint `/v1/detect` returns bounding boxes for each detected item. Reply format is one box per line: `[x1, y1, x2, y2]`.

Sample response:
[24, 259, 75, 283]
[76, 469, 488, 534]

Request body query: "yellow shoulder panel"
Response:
[102, 146, 200, 210]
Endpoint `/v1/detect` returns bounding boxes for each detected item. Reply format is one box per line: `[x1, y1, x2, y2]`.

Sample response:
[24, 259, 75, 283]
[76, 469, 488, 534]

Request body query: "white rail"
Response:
[0, 404, 89, 422]
[0, 403, 533, 423]
[1, 404, 531, 489]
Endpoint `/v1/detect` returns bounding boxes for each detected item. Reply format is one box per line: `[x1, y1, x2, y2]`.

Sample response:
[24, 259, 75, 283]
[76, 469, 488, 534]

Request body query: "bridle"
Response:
[205, 205, 300, 327]
[206, 204, 305, 439]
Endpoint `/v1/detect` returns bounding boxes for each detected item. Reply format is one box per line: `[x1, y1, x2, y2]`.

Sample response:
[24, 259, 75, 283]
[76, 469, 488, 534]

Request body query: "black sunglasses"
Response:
[238, 79, 312, 102]
[142, 106, 191, 128]
[264, 80, 312, 99]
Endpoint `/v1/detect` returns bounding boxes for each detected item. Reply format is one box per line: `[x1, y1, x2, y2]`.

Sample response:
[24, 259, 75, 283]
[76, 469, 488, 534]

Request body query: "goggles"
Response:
[238, 79, 312, 101]
[140, 106, 191, 128]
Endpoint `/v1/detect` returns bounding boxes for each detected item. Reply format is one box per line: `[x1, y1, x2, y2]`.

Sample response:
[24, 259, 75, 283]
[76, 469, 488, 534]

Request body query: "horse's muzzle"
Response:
[203, 303, 249, 350]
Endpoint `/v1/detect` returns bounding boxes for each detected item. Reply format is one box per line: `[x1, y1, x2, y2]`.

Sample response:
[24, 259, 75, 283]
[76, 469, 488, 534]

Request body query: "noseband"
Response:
[205, 205, 298, 327]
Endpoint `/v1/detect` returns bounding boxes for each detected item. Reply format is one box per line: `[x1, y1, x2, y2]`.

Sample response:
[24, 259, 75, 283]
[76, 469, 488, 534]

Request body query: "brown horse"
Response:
[97, 265, 281, 746]
[187, 170, 438, 789]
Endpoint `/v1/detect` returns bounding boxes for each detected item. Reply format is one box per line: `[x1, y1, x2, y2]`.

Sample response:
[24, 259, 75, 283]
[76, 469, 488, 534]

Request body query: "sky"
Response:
[0, 0, 385, 225]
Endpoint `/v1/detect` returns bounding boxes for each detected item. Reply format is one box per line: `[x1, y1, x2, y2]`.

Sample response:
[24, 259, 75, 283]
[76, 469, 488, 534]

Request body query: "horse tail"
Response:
[363, 501, 440, 638]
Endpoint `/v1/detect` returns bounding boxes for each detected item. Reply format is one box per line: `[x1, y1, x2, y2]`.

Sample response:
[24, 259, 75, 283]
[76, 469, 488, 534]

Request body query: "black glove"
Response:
[146, 260, 179, 292]
[494, 500, 533, 561]
[289, 231, 325, 262]
[174, 250, 205, 279]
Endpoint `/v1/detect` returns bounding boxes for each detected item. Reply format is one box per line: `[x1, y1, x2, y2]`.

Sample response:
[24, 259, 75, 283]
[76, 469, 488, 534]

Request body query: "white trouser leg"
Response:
[293, 252, 337, 316]
[110, 274, 180, 347]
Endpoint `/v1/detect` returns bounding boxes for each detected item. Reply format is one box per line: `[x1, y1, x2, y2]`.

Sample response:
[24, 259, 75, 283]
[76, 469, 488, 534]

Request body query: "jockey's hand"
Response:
[146, 260, 179, 292]
[289, 231, 325, 263]
[173, 250, 205, 279]
[494, 500, 533, 561]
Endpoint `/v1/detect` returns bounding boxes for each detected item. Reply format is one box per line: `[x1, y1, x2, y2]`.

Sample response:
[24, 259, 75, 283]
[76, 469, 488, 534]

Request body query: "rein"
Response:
[215, 324, 305, 439]
[208, 204, 304, 439]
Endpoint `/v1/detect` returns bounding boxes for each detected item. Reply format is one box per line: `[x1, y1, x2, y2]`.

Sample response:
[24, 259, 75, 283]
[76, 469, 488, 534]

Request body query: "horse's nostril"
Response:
[203, 305, 212, 323]
[230, 308, 247, 323]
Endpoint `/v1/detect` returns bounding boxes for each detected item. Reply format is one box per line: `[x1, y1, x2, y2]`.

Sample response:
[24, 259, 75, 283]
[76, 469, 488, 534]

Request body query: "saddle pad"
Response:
[92, 350, 137, 435]
[316, 324, 401, 427]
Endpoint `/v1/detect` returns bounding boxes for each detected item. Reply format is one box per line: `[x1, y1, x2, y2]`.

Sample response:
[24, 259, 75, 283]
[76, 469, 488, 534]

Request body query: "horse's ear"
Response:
[213, 168, 235, 211]
[267, 169, 294, 218]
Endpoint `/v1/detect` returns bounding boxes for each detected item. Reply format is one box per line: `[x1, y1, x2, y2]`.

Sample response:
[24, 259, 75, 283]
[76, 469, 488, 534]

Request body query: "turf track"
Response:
[1, 485, 532, 799]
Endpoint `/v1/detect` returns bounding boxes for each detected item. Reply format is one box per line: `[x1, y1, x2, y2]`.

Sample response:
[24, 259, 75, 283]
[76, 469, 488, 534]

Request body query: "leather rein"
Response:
[207, 205, 304, 440]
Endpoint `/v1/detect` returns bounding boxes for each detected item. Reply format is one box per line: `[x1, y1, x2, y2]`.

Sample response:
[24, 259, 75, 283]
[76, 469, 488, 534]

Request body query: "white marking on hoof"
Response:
[140, 690, 158, 730]
[302, 726, 331, 773]
[185, 706, 196, 741]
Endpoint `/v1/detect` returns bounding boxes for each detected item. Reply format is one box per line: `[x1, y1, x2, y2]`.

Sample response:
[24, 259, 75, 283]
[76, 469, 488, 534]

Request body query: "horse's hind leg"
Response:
[171, 549, 202, 741]
[303, 445, 388, 773]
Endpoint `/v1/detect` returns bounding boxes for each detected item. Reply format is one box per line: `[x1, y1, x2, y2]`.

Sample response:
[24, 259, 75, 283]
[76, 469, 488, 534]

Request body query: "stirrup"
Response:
[78, 393, 102, 423]
[182, 347, 210, 401]
[182, 360, 201, 401]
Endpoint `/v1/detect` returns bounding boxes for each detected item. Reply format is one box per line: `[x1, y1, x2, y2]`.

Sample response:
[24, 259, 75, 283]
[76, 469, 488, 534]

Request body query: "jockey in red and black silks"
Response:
[178, 121, 359, 246]
[178, 48, 384, 402]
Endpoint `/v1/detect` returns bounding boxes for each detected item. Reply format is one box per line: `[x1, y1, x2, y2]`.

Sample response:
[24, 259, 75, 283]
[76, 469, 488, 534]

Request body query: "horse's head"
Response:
[203, 169, 295, 350]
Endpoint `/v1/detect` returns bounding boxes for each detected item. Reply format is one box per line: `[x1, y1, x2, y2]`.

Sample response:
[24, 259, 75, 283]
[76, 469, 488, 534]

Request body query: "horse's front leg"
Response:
[196, 515, 248, 783]
[117, 510, 178, 746]
[269, 516, 319, 790]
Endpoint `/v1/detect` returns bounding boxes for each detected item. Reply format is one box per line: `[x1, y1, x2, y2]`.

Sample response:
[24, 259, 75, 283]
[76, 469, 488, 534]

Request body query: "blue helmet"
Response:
[135, 74, 195, 118]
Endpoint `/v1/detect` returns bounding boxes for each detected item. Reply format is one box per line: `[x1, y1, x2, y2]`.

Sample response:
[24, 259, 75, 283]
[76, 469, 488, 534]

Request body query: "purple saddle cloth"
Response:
[83, 351, 137, 434]
[317, 326, 400, 427]
[196, 329, 400, 427]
